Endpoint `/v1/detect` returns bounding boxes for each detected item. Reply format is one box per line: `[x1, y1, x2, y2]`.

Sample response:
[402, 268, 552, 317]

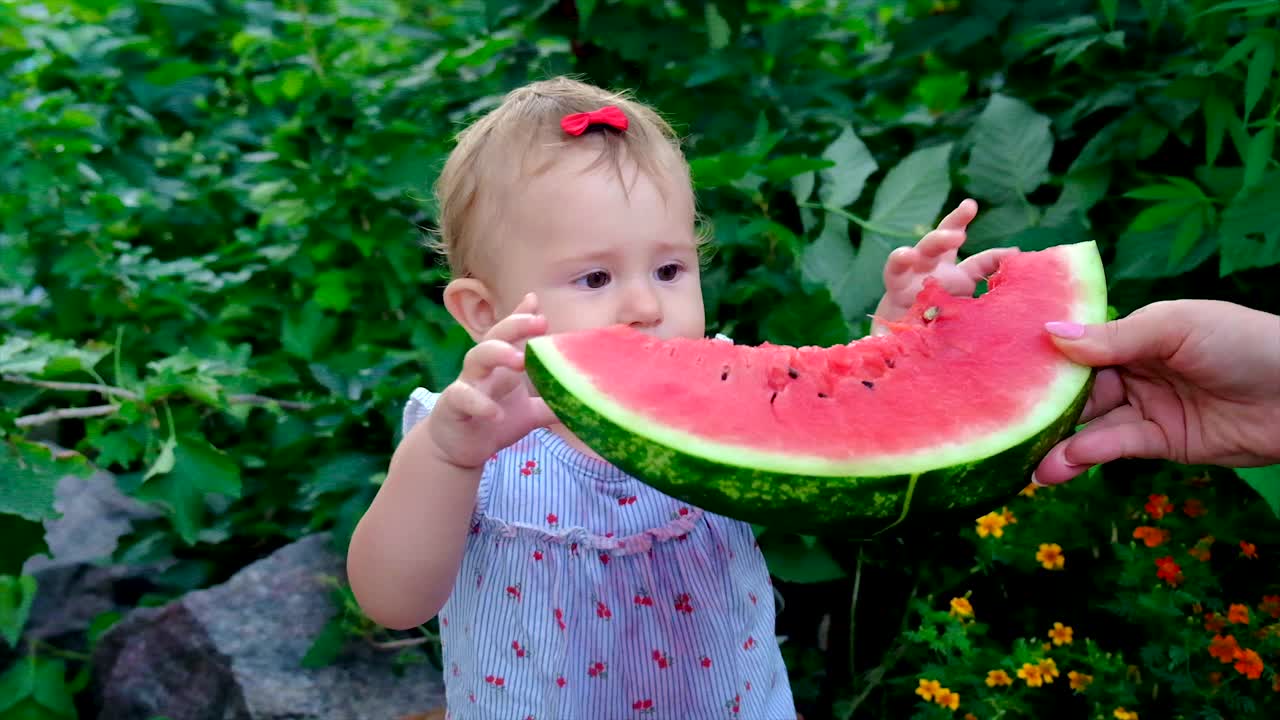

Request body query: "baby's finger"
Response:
[956, 247, 1019, 282]
[884, 248, 919, 290]
[914, 229, 966, 261]
[485, 312, 548, 347]
[511, 292, 539, 316]
[460, 339, 525, 384]
[935, 198, 979, 232]
[480, 365, 527, 405]
[441, 382, 502, 421]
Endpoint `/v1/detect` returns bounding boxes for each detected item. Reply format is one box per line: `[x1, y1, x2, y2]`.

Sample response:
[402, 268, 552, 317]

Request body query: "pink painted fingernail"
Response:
[1044, 321, 1084, 339]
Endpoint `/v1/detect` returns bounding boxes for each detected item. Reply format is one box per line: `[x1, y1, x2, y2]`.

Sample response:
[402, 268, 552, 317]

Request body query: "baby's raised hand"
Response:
[427, 293, 558, 470]
[873, 199, 1018, 333]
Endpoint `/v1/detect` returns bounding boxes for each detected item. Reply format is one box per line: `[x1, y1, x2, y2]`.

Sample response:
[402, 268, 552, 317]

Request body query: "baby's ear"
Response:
[442, 278, 498, 342]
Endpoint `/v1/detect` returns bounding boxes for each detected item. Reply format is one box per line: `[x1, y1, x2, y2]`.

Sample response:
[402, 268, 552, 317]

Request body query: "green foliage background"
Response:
[2, 0, 1280, 717]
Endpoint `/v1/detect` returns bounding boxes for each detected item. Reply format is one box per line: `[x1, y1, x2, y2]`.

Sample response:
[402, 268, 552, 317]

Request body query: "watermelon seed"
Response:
[861, 381, 875, 389]
[720, 366, 730, 381]
[787, 367, 799, 379]
[769, 392, 778, 405]
[817, 393, 828, 399]
[885, 358, 895, 368]
[923, 306, 939, 322]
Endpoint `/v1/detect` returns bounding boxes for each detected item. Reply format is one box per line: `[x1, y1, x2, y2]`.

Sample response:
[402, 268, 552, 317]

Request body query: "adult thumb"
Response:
[1044, 304, 1184, 368]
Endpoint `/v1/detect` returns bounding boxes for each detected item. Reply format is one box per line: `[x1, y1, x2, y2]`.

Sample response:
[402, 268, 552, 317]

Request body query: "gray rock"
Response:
[91, 533, 447, 720]
[18, 470, 162, 649]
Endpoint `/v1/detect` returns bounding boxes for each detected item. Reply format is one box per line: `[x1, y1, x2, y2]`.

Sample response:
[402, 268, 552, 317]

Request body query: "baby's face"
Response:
[487, 144, 705, 341]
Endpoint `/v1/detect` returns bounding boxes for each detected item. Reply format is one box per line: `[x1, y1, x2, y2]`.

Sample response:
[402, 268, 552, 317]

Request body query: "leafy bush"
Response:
[1, 0, 1278, 717]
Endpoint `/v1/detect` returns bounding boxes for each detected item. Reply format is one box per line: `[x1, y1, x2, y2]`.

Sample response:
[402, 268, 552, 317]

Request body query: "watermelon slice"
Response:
[524, 241, 1107, 537]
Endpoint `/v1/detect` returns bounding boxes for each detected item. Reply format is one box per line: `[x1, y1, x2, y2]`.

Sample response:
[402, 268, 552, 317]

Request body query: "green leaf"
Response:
[1215, 33, 1259, 72]
[818, 125, 877, 208]
[30, 658, 75, 718]
[1100, 0, 1118, 28]
[0, 656, 34, 714]
[1111, 227, 1216, 281]
[1235, 465, 1280, 519]
[300, 612, 348, 669]
[282, 303, 339, 361]
[1245, 37, 1275, 120]
[1127, 200, 1197, 233]
[800, 216, 860, 321]
[1218, 172, 1280, 276]
[0, 337, 110, 377]
[1168, 209, 1205, 266]
[963, 94, 1052, 204]
[705, 2, 730, 50]
[868, 142, 954, 236]
[575, 0, 597, 27]
[136, 435, 242, 545]
[0, 575, 37, 649]
[964, 203, 1039, 252]
[1242, 124, 1275, 191]
[757, 156, 833, 184]
[760, 533, 847, 584]
[0, 441, 89, 524]
[1203, 92, 1233, 166]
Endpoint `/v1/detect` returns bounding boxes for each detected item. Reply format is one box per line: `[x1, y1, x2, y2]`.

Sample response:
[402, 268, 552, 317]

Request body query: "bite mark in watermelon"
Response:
[524, 241, 1108, 536]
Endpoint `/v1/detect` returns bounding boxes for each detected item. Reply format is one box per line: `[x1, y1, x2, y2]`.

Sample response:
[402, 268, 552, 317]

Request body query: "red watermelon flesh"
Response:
[543, 244, 1087, 460]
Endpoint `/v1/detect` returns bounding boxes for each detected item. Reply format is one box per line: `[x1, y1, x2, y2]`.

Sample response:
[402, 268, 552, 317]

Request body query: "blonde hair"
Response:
[429, 76, 701, 279]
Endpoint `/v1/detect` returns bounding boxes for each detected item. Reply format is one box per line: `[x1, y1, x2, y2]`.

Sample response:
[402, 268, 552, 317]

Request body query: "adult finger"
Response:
[1079, 368, 1126, 423]
[1043, 303, 1189, 368]
[1031, 442, 1091, 487]
[1061, 415, 1172, 467]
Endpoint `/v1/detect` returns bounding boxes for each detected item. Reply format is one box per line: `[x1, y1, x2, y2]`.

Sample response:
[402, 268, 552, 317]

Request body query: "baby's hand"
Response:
[427, 293, 558, 470]
[872, 199, 1018, 333]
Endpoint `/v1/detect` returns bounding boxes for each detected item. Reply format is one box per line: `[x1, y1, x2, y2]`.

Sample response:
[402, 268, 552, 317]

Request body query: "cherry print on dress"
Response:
[512, 640, 528, 658]
[632, 699, 655, 714]
[633, 588, 654, 606]
[700, 655, 712, 669]
[587, 660, 608, 678]
[505, 583, 521, 601]
[520, 460, 540, 476]
[652, 649, 671, 669]
[674, 593, 693, 614]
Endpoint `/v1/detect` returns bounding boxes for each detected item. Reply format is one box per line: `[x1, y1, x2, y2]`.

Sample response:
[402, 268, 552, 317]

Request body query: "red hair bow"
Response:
[560, 105, 629, 136]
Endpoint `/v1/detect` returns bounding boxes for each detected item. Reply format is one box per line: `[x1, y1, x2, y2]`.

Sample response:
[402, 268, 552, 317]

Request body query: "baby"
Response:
[347, 76, 1012, 719]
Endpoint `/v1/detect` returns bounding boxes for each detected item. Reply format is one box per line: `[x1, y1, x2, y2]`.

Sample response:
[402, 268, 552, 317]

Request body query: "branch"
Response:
[366, 636, 434, 651]
[226, 394, 315, 411]
[14, 405, 119, 428]
[2, 375, 140, 401]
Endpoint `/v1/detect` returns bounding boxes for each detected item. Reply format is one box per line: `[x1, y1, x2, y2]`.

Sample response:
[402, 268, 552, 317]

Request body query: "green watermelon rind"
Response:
[524, 241, 1107, 537]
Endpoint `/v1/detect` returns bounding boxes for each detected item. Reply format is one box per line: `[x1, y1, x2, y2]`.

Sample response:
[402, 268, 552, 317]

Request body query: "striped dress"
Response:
[403, 388, 796, 720]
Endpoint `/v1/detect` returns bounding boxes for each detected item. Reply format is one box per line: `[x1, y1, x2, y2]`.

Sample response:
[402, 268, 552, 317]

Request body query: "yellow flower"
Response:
[964, 715, 977, 720]
[1114, 708, 1139, 720]
[1037, 658, 1060, 682]
[916, 678, 942, 701]
[1001, 506, 1017, 524]
[949, 597, 974, 618]
[1017, 662, 1044, 687]
[976, 511, 1007, 538]
[1048, 622, 1074, 646]
[1036, 543, 1065, 570]
[1020, 483, 1037, 497]
[985, 669, 1012, 687]
[934, 687, 960, 711]
[1069, 670, 1093, 692]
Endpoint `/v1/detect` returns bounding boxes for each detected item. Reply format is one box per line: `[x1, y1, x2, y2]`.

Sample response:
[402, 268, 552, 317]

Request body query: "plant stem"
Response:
[797, 202, 920, 240]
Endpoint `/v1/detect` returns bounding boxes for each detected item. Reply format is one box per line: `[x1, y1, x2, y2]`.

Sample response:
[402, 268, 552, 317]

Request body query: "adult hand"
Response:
[1034, 299, 1280, 485]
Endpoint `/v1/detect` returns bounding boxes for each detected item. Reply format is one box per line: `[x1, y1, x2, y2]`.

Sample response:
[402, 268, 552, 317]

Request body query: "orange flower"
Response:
[985, 669, 1012, 687]
[1048, 622, 1073, 646]
[1000, 507, 1017, 524]
[1261, 595, 1280, 619]
[1183, 498, 1206, 517]
[949, 597, 974, 619]
[1145, 494, 1173, 519]
[1209, 671, 1222, 686]
[1068, 671, 1093, 691]
[1229, 604, 1250, 625]
[1234, 648, 1263, 679]
[1240, 541, 1258, 559]
[1020, 483, 1037, 497]
[1036, 543, 1065, 570]
[976, 511, 1007, 538]
[1037, 658, 1059, 683]
[916, 678, 942, 701]
[934, 688, 960, 711]
[1209, 634, 1240, 663]
[964, 715, 977, 720]
[1205, 613, 1226, 633]
[1273, 674, 1280, 692]
[1114, 708, 1139, 720]
[1132, 526, 1169, 548]
[1017, 663, 1044, 687]
[1154, 556, 1183, 586]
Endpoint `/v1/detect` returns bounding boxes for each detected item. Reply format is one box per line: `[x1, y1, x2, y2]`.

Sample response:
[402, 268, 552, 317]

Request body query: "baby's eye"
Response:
[575, 270, 611, 289]
[655, 263, 683, 282]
